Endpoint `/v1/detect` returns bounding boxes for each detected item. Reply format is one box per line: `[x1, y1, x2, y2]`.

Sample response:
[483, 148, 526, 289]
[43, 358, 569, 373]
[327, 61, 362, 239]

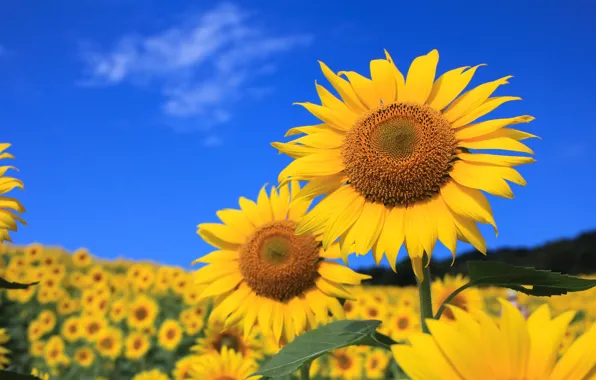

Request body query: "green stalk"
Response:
[417, 253, 433, 334]
[300, 362, 311, 380]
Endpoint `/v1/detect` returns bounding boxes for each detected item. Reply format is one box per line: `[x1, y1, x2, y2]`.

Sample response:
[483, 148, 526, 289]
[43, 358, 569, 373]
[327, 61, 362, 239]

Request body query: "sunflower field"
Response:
[1, 243, 595, 380]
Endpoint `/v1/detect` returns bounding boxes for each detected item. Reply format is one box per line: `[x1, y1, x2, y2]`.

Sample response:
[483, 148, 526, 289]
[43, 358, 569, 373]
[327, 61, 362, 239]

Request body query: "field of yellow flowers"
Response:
[1, 243, 595, 380]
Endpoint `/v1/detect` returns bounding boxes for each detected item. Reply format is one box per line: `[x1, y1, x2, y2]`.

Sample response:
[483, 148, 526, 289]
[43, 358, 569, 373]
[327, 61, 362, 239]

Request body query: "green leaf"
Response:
[467, 261, 596, 296]
[0, 370, 41, 380]
[250, 320, 396, 379]
[0, 277, 39, 290]
[434, 261, 596, 319]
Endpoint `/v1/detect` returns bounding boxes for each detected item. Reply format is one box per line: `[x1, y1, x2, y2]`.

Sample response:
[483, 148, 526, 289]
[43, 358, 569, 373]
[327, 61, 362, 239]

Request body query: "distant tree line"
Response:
[358, 230, 596, 286]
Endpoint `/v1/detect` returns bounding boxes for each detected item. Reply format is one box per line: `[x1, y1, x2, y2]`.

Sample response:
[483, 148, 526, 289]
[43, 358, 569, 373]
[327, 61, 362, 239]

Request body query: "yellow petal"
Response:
[209, 284, 251, 321]
[427, 64, 484, 111]
[498, 300, 531, 376]
[321, 192, 366, 252]
[370, 59, 397, 104]
[425, 319, 485, 379]
[257, 299, 273, 334]
[456, 115, 534, 140]
[294, 102, 356, 131]
[272, 303, 284, 343]
[284, 123, 326, 137]
[384, 50, 406, 102]
[319, 61, 367, 113]
[192, 250, 239, 265]
[256, 185, 273, 223]
[443, 75, 513, 123]
[271, 142, 325, 159]
[238, 197, 262, 226]
[486, 128, 539, 141]
[316, 82, 354, 114]
[269, 186, 289, 221]
[198, 273, 243, 300]
[304, 289, 329, 323]
[440, 181, 497, 233]
[338, 70, 380, 109]
[460, 136, 534, 155]
[401, 49, 440, 104]
[319, 243, 341, 259]
[278, 150, 344, 184]
[193, 262, 240, 284]
[451, 211, 486, 254]
[433, 197, 458, 259]
[373, 206, 405, 271]
[289, 297, 307, 335]
[216, 208, 255, 236]
[451, 96, 522, 128]
[295, 185, 359, 236]
[327, 297, 345, 319]
[293, 174, 347, 204]
[457, 152, 535, 167]
[450, 160, 523, 198]
[318, 261, 371, 285]
[550, 324, 596, 380]
[404, 200, 437, 259]
[293, 130, 345, 149]
[283, 304, 295, 343]
[340, 202, 386, 255]
[197, 223, 246, 245]
[315, 277, 355, 300]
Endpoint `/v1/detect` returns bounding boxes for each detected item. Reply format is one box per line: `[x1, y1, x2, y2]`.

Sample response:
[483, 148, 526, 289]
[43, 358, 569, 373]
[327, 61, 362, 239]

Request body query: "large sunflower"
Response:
[0, 143, 26, 242]
[392, 301, 596, 380]
[194, 183, 370, 343]
[273, 50, 536, 280]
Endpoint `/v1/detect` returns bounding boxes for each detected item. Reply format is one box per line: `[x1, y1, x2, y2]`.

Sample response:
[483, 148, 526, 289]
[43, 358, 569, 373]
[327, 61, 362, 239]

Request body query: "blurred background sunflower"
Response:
[274, 50, 536, 280]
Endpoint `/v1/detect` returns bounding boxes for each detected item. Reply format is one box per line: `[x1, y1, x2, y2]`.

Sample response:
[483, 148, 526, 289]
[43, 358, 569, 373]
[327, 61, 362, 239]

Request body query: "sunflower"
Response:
[273, 49, 536, 280]
[189, 346, 260, 380]
[38, 310, 57, 333]
[157, 319, 184, 351]
[24, 243, 43, 263]
[389, 307, 421, 342]
[71, 248, 92, 268]
[329, 346, 363, 379]
[0, 329, 10, 370]
[365, 349, 391, 379]
[392, 300, 596, 380]
[125, 331, 151, 360]
[61, 316, 82, 342]
[80, 314, 107, 342]
[194, 183, 370, 343]
[191, 322, 263, 361]
[109, 298, 128, 323]
[180, 308, 205, 335]
[28, 320, 45, 341]
[30, 340, 45, 357]
[432, 274, 484, 320]
[43, 335, 69, 367]
[0, 143, 26, 242]
[132, 369, 169, 380]
[95, 327, 123, 359]
[127, 294, 159, 330]
[73, 347, 94, 368]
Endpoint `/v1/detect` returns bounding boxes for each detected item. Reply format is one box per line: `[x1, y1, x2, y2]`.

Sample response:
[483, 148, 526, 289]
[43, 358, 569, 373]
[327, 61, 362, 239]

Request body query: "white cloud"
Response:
[79, 3, 312, 129]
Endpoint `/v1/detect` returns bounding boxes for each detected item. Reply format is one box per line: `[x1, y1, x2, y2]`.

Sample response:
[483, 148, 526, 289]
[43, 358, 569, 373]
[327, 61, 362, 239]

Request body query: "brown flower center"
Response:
[337, 354, 353, 370]
[239, 220, 321, 301]
[397, 317, 409, 330]
[134, 307, 148, 321]
[342, 102, 458, 206]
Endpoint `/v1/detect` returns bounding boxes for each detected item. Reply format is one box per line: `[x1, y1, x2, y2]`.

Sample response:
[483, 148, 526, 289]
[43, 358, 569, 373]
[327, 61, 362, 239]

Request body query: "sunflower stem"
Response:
[417, 253, 433, 334]
[300, 362, 311, 380]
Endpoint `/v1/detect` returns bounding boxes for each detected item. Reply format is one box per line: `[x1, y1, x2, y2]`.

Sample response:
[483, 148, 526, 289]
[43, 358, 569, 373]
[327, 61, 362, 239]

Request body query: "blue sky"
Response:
[1, 0, 595, 270]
